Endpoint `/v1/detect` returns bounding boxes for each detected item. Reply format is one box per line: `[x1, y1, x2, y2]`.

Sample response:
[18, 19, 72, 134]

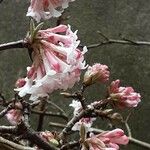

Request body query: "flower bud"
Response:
[15, 78, 26, 88]
[39, 131, 59, 146]
[83, 63, 110, 86]
[109, 80, 141, 109]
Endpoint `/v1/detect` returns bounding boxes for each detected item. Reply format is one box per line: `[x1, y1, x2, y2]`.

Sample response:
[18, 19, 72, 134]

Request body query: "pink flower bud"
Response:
[15, 78, 26, 88]
[83, 63, 110, 86]
[85, 128, 129, 150]
[109, 80, 141, 108]
[5, 102, 23, 125]
[39, 131, 59, 146]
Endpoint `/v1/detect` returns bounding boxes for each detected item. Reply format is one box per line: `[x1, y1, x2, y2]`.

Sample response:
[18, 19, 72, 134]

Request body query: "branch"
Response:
[0, 136, 35, 150]
[49, 122, 66, 128]
[0, 104, 13, 119]
[79, 34, 150, 49]
[32, 109, 68, 121]
[129, 137, 150, 149]
[0, 123, 59, 150]
[59, 99, 111, 140]
[0, 126, 17, 134]
[47, 100, 67, 115]
[36, 99, 47, 131]
[59, 110, 86, 139]
[60, 141, 79, 150]
[0, 40, 28, 51]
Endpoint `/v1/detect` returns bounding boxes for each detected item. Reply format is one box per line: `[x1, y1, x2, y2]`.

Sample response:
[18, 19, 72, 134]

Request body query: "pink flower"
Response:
[27, 0, 75, 22]
[85, 129, 129, 150]
[15, 25, 87, 100]
[5, 102, 23, 125]
[108, 80, 141, 108]
[83, 63, 110, 86]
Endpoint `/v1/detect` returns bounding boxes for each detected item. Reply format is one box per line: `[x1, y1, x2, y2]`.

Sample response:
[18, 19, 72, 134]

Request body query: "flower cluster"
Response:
[6, 1, 141, 150]
[27, 0, 75, 22]
[109, 80, 141, 108]
[15, 25, 87, 100]
[83, 129, 129, 150]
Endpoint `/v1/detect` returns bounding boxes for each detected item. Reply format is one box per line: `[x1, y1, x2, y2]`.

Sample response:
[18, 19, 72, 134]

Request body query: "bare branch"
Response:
[47, 100, 67, 115]
[59, 110, 86, 140]
[32, 109, 68, 121]
[0, 136, 35, 150]
[36, 99, 47, 131]
[49, 122, 66, 128]
[79, 35, 150, 49]
[60, 141, 79, 150]
[0, 40, 28, 52]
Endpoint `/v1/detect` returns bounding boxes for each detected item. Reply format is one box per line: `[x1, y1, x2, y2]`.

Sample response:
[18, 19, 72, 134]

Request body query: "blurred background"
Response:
[0, 0, 150, 149]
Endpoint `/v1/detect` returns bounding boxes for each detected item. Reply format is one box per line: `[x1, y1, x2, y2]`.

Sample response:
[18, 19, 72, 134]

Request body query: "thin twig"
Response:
[60, 141, 80, 150]
[81, 38, 150, 49]
[0, 104, 13, 119]
[59, 110, 86, 140]
[0, 122, 58, 150]
[0, 40, 28, 51]
[32, 109, 68, 121]
[124, 111, 133, 138]
[36, 99, 47, 131]
[47, 100, 67, 117]
[49, 122, 66, 128]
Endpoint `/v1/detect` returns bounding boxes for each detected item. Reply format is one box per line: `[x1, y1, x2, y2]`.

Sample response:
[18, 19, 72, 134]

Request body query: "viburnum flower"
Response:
[15, 25, 87, 101]
[83, 63, 110, 86]
[83, 129, 129, 150]
[108, 80, 141, 108]
[27, 0, 75, 22]
[72, 117, 96, 132]
[5, 102, 23, 125]
[70, 100, 95, 132]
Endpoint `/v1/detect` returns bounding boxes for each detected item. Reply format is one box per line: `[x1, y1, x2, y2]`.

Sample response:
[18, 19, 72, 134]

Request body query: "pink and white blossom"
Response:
[27, 0, 75, 22]
[84, 129, 129, 150]
[109, 80, 141, 108]
[83, 63, 110, 86]
[5, 102, 23, 125]
[72, 117, 96, 132]
[69, 100, 95, 132]
[15, 25, 87, 101]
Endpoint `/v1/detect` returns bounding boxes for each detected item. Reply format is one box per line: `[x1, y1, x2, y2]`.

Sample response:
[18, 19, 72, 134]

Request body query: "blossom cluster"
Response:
[15, 25, 87, 101]
[2, 1, 142, 150]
